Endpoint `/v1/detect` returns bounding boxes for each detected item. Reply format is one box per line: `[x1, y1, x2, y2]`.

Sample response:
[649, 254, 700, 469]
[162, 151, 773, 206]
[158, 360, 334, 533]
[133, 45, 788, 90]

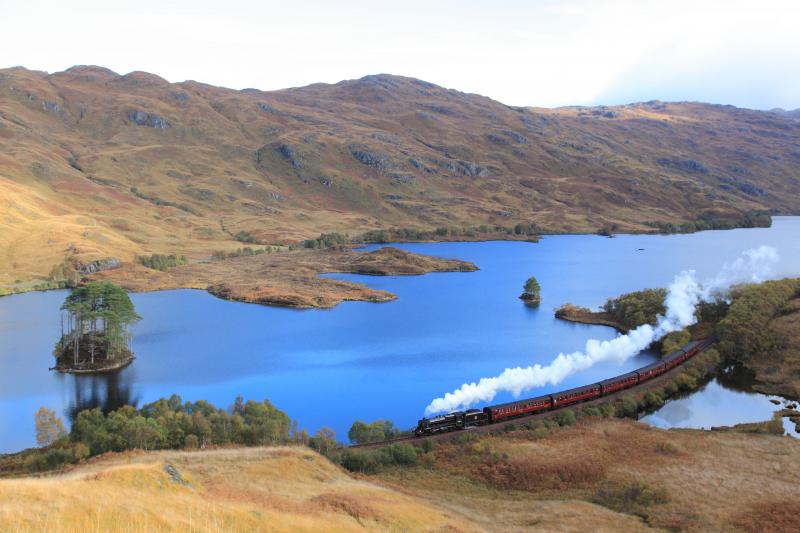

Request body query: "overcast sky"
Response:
[2, 0, 798, 109]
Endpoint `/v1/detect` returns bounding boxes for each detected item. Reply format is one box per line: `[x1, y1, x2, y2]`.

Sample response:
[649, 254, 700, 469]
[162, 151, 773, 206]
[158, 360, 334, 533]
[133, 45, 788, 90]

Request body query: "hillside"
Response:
[3, 420, 799, 532]
[2, 66, 800, 285]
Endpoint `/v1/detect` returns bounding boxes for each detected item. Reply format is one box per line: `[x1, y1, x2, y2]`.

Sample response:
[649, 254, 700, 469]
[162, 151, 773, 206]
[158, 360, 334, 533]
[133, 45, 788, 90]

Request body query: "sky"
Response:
[1, 0, 799, 109]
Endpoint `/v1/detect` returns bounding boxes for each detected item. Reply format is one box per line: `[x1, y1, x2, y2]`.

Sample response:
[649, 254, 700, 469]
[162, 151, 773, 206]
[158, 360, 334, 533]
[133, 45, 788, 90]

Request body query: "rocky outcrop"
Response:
[79, 257, 121, 275]
[127, 109, 169, 128]
[436, 159, 488, 177]
[350, 146, 391, 171]
[519, 292, 541, 305]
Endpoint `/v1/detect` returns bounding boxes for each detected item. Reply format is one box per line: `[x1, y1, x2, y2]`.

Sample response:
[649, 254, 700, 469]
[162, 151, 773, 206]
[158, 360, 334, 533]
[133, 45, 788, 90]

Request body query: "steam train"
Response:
[414, 338, 713, 437]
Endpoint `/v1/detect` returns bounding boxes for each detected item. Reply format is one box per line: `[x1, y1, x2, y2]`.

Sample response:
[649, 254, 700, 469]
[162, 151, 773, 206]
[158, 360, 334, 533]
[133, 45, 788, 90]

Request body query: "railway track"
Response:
[348, 338, 716, 449]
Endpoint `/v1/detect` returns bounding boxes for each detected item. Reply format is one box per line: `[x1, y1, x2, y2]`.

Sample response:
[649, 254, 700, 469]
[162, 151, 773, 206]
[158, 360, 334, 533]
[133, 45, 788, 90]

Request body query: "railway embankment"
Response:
[352, 341, 724, 450]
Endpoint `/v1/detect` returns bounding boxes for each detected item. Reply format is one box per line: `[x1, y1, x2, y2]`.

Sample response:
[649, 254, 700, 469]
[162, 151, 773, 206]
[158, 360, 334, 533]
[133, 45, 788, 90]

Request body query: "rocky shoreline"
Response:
[52, 353, 134, 374]
[554, 304, 628, 332]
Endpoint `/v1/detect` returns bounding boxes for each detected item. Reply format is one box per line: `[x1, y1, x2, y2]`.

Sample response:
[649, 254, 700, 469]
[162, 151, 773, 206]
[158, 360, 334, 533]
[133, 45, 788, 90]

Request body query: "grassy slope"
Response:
[0, 447, 475, 532]
[380, 418, 800, 532]
[3, 421, 799, 532]
[2, 66, 800, 285]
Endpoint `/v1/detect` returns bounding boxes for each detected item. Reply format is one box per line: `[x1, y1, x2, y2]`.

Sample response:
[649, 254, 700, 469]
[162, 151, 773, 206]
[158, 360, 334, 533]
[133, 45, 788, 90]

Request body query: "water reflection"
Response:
[641, 377, 799, 438]
[66, 370, 138, 423]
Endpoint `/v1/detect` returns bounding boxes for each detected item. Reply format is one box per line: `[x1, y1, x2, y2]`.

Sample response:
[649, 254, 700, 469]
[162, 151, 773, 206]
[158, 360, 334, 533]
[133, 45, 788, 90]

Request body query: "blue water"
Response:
[2, 217, 800, 452]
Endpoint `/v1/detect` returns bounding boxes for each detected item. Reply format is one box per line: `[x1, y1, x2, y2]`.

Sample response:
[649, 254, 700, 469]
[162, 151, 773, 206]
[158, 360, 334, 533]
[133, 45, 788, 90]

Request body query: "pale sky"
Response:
[2, 0, 799, 109]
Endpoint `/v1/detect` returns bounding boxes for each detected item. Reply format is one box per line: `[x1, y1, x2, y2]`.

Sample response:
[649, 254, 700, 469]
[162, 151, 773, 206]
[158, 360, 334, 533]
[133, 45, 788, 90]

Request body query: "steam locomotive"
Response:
[414, 339, 712, 437]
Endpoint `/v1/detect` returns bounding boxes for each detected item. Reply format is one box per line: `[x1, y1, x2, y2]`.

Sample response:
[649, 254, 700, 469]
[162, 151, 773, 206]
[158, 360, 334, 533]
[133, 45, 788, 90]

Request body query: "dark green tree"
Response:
[520, 276, 541, 304]
[56, 282, 141, 368]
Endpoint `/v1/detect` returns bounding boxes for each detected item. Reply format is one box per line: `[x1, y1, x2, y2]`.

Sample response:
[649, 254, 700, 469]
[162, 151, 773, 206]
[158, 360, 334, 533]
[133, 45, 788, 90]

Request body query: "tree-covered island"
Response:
[53, 282, 141, 373]
[519, 276, 541, 304]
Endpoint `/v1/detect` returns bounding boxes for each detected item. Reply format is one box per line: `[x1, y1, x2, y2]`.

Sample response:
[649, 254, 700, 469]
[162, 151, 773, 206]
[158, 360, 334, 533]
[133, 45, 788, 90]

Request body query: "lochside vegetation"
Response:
[136, 253, 187, 271]
[644, 211, 771, 234]
[1, 395, 308, 476]
[602, 288, 667, 330]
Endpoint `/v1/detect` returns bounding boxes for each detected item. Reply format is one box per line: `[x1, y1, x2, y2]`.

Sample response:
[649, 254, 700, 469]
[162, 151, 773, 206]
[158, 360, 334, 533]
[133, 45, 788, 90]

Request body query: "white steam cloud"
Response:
[425, 246, 780, 415]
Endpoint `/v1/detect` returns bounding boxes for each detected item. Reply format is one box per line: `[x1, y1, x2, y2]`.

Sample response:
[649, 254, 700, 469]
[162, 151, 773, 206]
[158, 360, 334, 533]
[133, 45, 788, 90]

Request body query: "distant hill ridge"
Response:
[1, 66, 800, 284]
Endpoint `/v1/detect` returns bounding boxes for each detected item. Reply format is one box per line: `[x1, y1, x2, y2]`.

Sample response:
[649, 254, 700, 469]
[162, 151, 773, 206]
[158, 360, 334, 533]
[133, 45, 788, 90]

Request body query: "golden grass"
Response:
[0, 447, 475, 533]
[4, 420, 799, 531]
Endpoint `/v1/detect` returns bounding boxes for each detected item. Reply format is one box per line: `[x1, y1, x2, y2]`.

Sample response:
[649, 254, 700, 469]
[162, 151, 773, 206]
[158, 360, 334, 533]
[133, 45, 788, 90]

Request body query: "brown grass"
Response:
[379, 418, 800, 532]
[88, 246, 476, 308]
[730, 500, 800, 533]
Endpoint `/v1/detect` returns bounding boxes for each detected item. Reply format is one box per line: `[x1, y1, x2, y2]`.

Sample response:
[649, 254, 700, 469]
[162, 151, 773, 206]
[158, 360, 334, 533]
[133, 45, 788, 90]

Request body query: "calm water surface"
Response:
[2, 217, 800, 452]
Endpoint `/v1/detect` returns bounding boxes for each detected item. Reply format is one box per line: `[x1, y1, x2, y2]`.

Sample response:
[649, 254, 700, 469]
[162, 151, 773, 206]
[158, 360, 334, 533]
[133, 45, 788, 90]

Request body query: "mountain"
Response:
[2, 66, 800, 284]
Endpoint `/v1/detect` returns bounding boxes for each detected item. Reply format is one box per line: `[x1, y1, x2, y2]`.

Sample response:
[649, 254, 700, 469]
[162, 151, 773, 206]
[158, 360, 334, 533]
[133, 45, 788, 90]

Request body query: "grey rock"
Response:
[43, 100, 60, 112]
[257, 102, 275, 113]
[457, 160, 488, 177]
[164, 464, 188, 485]
[80, 258, 121, 275]
[127, 109, 169, 129]
[276, 144, 301, 168]
[502, 130, 529, 144]
[486, 133, 509, 146]
[421, 104, 456, 116]
[389, 173, 415, 184]
[350, 146, 390, 171]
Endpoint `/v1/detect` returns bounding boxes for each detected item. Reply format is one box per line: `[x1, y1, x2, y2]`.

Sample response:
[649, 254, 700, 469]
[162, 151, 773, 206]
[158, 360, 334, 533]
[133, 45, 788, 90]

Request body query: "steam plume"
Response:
[424, 246, 779, 415]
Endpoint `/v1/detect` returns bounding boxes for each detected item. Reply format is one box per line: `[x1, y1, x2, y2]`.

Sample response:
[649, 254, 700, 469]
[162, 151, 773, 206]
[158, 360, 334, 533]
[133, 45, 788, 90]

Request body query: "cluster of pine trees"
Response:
[55, 282, 141, 367]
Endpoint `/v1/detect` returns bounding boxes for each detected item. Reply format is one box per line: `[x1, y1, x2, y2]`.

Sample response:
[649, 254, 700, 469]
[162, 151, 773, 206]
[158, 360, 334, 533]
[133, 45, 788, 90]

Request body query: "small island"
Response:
[519, 276, 541, 305]
[53, 282, 141, 373]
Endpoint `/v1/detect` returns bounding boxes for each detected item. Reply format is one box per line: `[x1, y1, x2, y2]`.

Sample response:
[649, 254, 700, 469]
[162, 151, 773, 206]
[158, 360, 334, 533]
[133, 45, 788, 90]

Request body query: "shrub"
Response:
[532, 427, 550, 440]
[554, 409, 577, 427]
[235, 230, 259, 244]
[136, 254, 187, 271]
[618, 396, 639, 418]
[420, 439, 433, 454]
[304, 232, 349, 249]
[340, 449, 381, 474]
[599, 403, 616, 418]
[338, 443, 418, 473]
[655, 441, 680, 455]
[383, 443, 418, 466]
[643, 391, 664, 409]
[582, 407, 602, 418]
[593, 481, 668, 516]
[673, 373, 697, 391]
